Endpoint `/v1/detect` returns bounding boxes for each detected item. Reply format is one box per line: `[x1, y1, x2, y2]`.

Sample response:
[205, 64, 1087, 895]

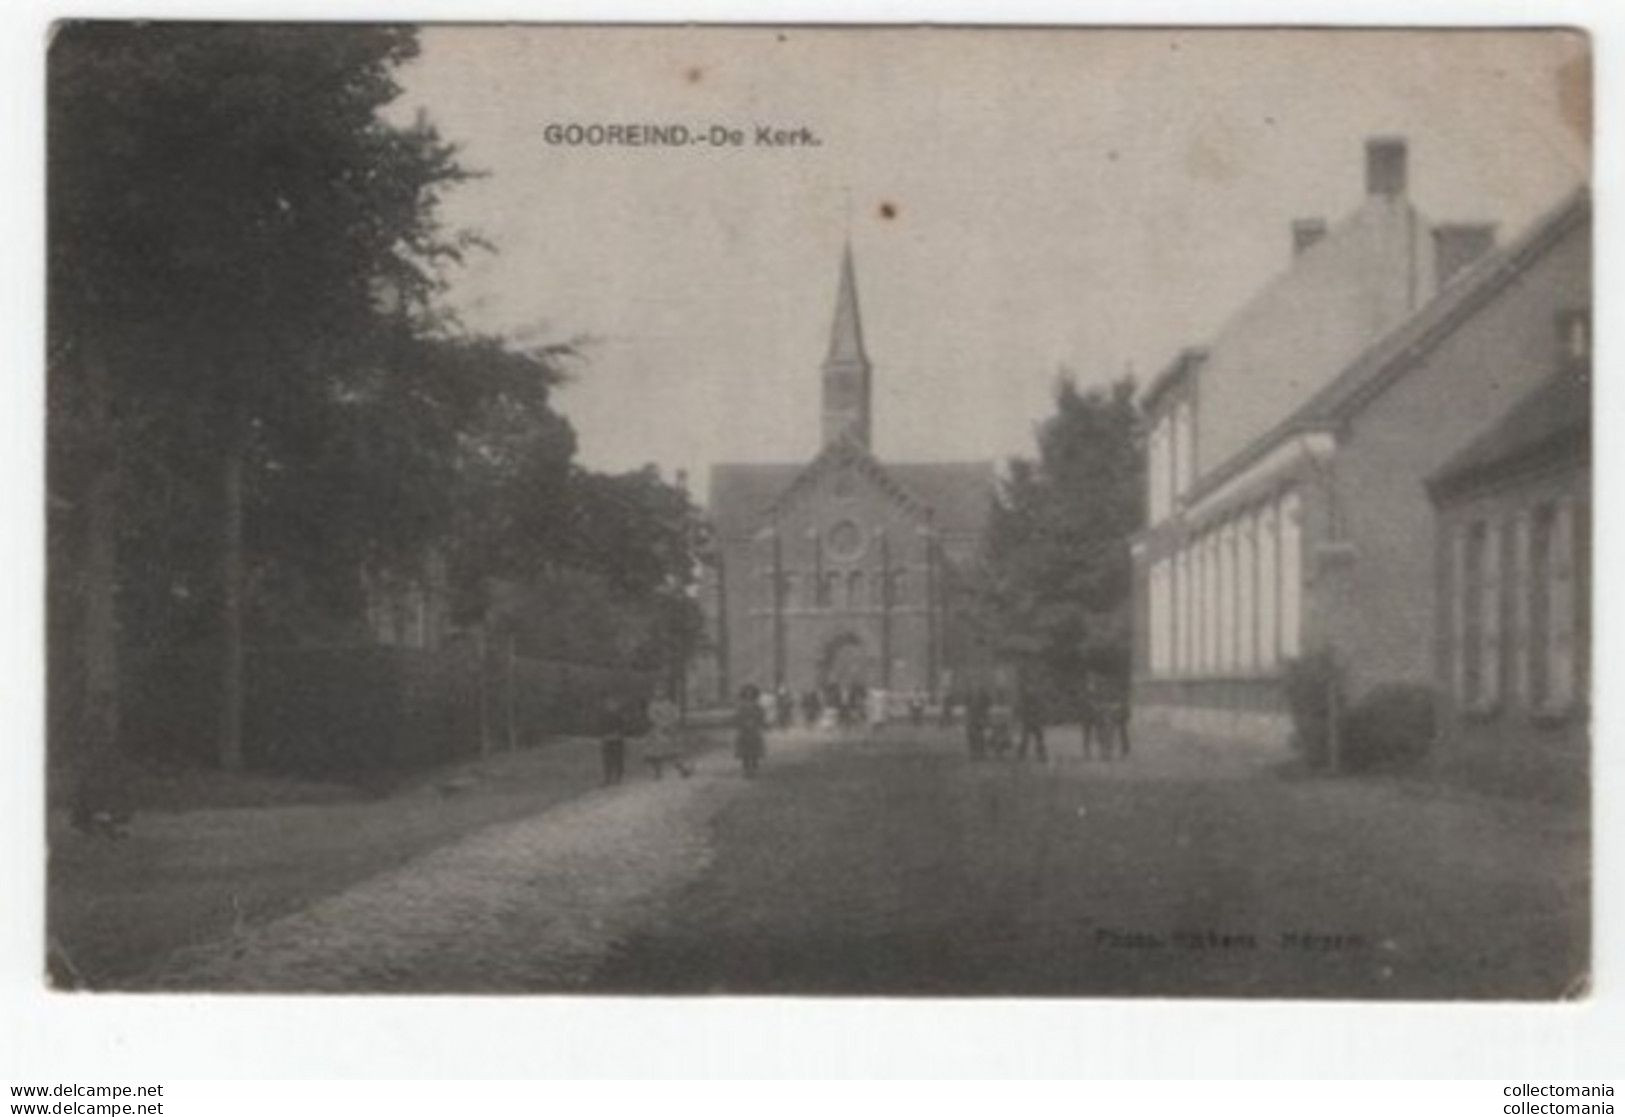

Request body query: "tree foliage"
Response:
[47, 24, 708, 778]
[972, 374, 1144, 689]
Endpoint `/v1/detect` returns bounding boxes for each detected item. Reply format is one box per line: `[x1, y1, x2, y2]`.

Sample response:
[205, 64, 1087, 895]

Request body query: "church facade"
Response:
[700, 247, 995, 704]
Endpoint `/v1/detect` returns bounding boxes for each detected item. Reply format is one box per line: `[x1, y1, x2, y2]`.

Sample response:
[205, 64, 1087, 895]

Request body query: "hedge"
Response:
[121, 644, 654, 776]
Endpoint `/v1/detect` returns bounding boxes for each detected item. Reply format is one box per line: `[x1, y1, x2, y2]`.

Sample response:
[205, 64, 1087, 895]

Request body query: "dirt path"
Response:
[144, 731, 822, 992]
[594, 727, 1589, 998]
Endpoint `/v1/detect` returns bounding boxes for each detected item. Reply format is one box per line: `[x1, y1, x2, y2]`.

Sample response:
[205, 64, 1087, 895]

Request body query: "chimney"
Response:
[1365, 136, 1408, 198]
[1291, 218, 1328, 257]
[1432, 223, 1496, 289]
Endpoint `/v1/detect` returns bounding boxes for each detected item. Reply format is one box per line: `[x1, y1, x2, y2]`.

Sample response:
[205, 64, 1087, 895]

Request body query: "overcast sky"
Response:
[394, 27, 1589, 495]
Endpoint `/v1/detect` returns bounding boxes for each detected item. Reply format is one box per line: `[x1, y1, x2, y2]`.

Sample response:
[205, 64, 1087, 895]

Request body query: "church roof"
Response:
[886, 461, 998, 538]
[824, 242, 870, 368]
[708, 462, 805, 541]
[708, 452, 995, 543]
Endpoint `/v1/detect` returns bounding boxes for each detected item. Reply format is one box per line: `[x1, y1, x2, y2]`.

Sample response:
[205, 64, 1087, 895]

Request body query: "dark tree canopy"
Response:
[47, 23, 710, 779]
[972, 374, 1144, 692]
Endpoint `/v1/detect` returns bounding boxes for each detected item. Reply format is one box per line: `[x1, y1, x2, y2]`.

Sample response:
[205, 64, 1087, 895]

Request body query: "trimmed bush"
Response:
[1340, 683, 1437, 773]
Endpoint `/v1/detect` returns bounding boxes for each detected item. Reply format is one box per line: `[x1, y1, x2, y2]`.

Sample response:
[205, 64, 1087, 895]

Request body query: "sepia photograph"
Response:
[43, 22, 1591, 1000]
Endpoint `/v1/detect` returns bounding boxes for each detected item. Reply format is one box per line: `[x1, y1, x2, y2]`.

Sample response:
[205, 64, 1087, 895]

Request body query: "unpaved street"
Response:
[140, 726, 1586, 997]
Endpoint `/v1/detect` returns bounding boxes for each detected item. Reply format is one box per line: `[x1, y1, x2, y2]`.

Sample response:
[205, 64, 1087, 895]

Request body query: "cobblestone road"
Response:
[148, 734, 821, 992]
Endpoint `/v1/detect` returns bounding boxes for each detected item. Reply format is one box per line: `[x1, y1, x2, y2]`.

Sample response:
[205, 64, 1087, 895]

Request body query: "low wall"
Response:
[1133, 676, 1293, 753]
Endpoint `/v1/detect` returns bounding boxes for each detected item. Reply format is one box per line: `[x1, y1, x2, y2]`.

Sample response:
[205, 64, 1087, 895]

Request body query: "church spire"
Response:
[821, 241, 873, 449]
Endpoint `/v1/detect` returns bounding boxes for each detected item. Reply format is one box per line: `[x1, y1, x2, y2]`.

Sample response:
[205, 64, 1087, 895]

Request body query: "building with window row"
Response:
[1131, 136, 1590, 759]
[1427, 347, 1589, 801]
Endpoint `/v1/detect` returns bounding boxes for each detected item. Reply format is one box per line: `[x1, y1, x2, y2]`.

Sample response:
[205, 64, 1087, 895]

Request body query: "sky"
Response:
[393, 27, 1589, 497]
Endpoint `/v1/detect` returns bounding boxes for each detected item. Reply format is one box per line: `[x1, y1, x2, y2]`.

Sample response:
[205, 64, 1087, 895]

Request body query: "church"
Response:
[700, 246, 996, 706]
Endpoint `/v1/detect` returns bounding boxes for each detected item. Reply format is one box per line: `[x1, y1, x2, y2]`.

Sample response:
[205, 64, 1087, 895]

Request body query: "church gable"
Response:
[767, 437, 933, 530]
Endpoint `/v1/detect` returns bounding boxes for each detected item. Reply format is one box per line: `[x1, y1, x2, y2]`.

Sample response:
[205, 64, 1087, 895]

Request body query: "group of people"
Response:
[596, 684, 781, 787]
[596, 691, 695, 787]
[792, 682, 874, 729]
[600, 673, 1134, 786]
[958, 676, 1131, 764]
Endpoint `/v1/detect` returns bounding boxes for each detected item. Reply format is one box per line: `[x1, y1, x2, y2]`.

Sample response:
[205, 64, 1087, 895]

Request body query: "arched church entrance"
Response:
[817, 631, 873, 689]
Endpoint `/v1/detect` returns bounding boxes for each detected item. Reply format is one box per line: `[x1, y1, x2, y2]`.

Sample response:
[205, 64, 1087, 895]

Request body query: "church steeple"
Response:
[821, 242, 873, 449]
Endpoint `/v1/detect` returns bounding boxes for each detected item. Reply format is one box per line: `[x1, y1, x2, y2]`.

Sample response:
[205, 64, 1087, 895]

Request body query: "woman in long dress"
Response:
[735, 685, 767, 778]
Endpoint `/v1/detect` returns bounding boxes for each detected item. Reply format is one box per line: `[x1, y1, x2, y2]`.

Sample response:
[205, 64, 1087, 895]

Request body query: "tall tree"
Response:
[973, 374, 1144, 695]
[49, 24, 475, 770]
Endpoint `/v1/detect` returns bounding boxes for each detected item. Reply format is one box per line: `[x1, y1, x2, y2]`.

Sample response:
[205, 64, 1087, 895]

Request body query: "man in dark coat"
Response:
[1015, 683, 1048, 762]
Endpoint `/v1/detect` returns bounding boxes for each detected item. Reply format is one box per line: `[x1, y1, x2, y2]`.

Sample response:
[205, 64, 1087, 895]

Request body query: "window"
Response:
[1192, 537, 1207, 673]
[1205, 531, 1221, 672]
[1149, 559, 1169, 675]
[1558, 308, 1591, 368]
[1460, 520, 1486, 706]
[1258, 503, 1279, 668]
[1528, 506, 1553, 708]
[1183, 549, 1196, 676]
[847, 571, 865, 608]
[1178, 398, 1197, 496]
[1218, 523, 1236, 673]
[887, 569, 906, 606]
[827, 519, 865, 560]
[821, 572, 839, 609]
[1532, 500, 1578, 713]
[1279, 491, 1302, 660]
[1510, 512, 1532, 705]
[1238, 514, 1257, 673]
[1481, 518, 1503, 708]
[1147, 421, 1164, 524]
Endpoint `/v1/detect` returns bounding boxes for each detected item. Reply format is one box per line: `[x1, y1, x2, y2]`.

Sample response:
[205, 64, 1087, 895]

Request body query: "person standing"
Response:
[735, 684, 767, 778]
[966, 687, 991, 760]
[599, 692, 629, 786]
[801, 688, 822, 728]
[1078, 674, 1100, 761]
[1015, 683, 1048, 762]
